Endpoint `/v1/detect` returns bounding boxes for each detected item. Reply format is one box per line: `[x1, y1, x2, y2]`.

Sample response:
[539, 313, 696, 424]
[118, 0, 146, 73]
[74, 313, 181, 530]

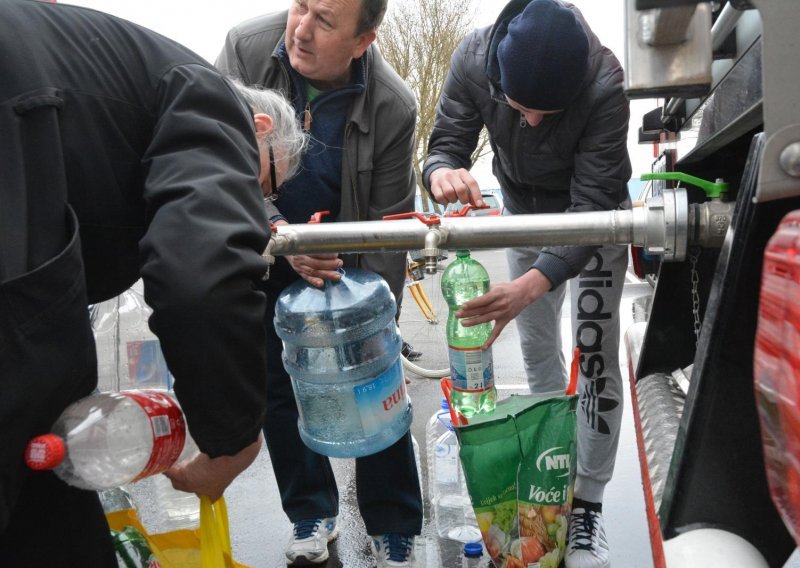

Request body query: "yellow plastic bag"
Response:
[106, 496, 247, 568]
[198, 495, 238, 568]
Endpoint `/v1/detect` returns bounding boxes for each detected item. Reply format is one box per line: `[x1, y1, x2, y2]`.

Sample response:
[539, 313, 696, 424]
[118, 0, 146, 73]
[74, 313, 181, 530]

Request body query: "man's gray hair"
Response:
[231, 81, 308, 182]
[357, 0, 388, 35]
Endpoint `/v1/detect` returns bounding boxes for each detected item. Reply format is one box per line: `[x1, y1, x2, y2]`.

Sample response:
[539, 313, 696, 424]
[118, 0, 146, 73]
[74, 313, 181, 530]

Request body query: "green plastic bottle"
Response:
[441, 250, 497, 418]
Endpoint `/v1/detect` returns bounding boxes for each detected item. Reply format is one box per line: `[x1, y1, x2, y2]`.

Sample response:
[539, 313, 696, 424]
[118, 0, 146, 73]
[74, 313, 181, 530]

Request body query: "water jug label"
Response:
[353, 362, 408, 438]
[448, 346, 494, 390]
[125, 391, 186, 481]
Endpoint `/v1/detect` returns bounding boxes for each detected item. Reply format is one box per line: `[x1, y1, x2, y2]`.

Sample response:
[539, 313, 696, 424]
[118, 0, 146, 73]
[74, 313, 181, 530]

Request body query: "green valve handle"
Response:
[640, 172, 729, 199]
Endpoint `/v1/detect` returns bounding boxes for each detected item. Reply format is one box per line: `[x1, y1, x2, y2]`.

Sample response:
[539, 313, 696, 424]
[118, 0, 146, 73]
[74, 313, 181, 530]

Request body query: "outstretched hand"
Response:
[456, 269, 553, 348]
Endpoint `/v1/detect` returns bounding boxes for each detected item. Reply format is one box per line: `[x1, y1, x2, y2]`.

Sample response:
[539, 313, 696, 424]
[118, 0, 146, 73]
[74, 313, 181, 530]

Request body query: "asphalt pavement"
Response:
[129, 249, 654, 568]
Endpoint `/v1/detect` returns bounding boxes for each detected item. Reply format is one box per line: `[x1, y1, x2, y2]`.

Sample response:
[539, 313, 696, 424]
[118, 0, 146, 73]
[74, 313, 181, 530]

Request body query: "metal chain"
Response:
[689, 246, 702, 346]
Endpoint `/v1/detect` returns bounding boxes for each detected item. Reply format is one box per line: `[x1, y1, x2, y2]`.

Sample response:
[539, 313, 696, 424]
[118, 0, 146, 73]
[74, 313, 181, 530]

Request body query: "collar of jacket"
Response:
[270, 37, 373, 135]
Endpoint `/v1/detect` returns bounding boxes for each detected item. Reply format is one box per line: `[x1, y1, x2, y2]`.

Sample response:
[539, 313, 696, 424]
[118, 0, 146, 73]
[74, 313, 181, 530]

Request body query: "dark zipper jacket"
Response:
[215, 11, 417, 301]
[1, 0, 270, 472]
[423, 0, 632, 287]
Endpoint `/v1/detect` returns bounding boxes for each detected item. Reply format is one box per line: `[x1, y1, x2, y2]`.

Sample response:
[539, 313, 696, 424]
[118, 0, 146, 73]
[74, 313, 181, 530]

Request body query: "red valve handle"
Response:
[308, 211, 331, 224]
[443, 203, 491, 218]
[382, 211, 441, 226]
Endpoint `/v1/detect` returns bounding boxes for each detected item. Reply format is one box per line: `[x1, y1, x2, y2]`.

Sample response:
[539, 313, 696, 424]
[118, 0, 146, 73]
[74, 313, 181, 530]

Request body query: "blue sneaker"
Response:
[285, 517, 338, 565]
[370, 533, 416, 567]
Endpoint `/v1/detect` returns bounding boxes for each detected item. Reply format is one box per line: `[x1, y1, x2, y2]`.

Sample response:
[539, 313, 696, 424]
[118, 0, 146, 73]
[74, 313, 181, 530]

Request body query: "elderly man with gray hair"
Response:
[0, 1, 307, 564]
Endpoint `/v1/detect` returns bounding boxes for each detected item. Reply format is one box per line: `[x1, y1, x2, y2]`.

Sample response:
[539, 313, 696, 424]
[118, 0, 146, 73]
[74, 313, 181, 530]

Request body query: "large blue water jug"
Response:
[275, 269, 412, 458]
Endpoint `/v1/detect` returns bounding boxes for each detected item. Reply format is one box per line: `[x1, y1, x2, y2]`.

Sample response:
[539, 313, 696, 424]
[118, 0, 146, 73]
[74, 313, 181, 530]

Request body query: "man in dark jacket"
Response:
[216, 1, 422, 566]
[424, 1, 631, 567]
[0, 2, 302, 564]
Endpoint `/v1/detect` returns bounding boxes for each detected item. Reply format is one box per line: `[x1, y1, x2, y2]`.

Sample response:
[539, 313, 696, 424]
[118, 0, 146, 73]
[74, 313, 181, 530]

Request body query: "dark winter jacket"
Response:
[424, 0, 632, 287]
[0, 0, 270, 473]
[215, 11, 417, 301]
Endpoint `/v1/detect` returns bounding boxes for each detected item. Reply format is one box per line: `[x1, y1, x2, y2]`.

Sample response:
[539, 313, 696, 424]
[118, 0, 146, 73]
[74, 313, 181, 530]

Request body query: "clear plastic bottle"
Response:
[102, 486, 158, 567]
[426, 398, 453, 501]
[90, 297, 121, 392]
[441, 250, 497, 418]
[462, 541, 489, 568]
[427, 399, 481, 543]
[117, 283, 172, 390]
[98, 486, 135, 513]
[274, 268, 412, 458]
[24, 390, 196, 490]
[92, 282, 172, 392]
[152, 459, 200, 530]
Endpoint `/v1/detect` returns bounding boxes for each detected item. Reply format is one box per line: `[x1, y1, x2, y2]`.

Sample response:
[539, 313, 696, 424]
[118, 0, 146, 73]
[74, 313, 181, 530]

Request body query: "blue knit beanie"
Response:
[498, 0, 590, 111]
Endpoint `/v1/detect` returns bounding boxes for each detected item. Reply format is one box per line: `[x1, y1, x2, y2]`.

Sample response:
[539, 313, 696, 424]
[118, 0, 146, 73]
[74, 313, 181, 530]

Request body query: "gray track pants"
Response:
[506, 243, 628, 503]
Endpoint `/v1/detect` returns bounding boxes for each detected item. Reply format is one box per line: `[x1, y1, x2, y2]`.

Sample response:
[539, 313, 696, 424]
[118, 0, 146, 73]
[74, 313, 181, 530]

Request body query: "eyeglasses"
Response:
[265, 143, 279, 202]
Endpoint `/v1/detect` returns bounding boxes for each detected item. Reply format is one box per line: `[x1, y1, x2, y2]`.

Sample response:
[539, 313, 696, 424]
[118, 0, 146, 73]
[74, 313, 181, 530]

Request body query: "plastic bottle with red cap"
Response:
[25, 390, 197, 491]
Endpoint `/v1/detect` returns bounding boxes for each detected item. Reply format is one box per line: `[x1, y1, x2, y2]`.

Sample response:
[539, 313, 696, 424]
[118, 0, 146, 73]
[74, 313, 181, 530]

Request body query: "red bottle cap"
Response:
[24, 434, 66, 470]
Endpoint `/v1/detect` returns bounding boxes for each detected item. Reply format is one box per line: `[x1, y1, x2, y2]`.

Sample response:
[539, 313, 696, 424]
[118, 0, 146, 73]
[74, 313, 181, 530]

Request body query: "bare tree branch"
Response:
[380, 0, 490, 213]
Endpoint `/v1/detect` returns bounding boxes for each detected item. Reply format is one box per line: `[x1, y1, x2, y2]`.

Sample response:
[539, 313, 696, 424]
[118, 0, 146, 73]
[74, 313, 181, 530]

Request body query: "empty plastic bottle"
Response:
[427, 399, 481, 543]
[24, 390, 196, 490]
[152, 466, 200, 530]
[98, 486, 135, 514]
[441, 250, 497, 418]
[92, 282, 173, 392]
[425, 398, 451, 503]
[426, 398, 453, 501]
[275, 268, 412, 458]
[90, 297, 121, 392]
[462, 541, 489, 568]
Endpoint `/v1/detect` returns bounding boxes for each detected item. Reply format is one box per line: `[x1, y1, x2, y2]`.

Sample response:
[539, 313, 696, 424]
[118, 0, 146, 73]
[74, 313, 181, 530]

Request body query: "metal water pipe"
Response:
[262, 189, 733, 276]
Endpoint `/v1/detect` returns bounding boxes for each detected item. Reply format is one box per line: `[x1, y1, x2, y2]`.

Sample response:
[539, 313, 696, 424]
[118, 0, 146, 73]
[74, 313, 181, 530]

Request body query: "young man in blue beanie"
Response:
[424, 1, 631, 567]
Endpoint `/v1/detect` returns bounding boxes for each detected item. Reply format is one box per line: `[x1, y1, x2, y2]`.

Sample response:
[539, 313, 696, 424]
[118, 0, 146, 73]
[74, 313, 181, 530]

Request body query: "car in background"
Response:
[443, 189, 504, 217]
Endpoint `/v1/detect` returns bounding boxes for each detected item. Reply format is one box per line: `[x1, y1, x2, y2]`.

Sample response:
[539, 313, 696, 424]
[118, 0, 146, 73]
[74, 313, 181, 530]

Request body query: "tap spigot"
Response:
[423, 221, 443, 274]
[262, 224, 279, 280]
[382, 210, 444, 273]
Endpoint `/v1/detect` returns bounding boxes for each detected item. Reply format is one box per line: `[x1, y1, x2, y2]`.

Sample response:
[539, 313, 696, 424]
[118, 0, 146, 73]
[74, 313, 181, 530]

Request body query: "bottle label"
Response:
[448, 345, 494, 390]
[353, 361, 408, 438]
[125, 391, 187, 481]
[126, 339, 172, 390]
[434, 436, 459, 484]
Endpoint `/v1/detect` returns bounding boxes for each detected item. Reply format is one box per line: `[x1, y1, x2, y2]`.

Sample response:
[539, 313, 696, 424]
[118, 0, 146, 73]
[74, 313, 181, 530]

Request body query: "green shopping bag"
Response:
[446, 382, 578, 568]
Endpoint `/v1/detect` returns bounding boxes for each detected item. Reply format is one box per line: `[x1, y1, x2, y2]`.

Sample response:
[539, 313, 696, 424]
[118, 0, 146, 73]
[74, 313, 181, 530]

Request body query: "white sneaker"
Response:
[565, 506, 610, 568]
[285, 517, 338, 565]
[370, 533, 416, 567]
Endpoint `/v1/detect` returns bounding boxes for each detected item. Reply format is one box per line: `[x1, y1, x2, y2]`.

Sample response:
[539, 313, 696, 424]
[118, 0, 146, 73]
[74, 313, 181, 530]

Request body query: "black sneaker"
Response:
[401, 341, 422, 361]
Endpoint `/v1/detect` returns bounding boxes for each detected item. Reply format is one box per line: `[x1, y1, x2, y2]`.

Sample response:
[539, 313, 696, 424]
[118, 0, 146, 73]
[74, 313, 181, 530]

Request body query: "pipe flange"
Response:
[663, 188, 689, 261]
